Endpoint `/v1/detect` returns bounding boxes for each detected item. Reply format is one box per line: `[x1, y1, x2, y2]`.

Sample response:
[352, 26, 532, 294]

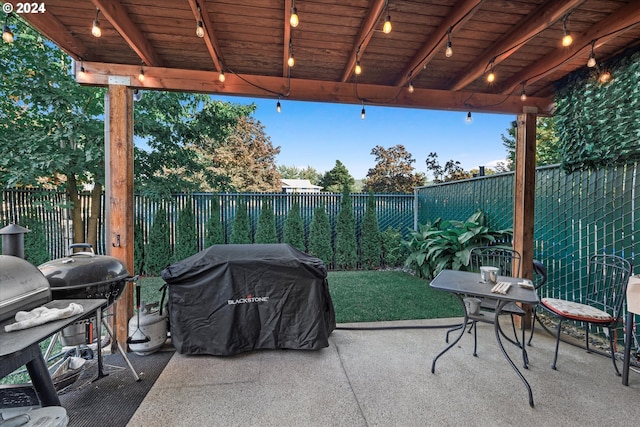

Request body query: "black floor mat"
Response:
[58, 349, 174, 427]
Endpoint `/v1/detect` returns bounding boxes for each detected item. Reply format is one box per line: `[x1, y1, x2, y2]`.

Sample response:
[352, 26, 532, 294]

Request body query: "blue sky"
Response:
[210, 96, 516, 180]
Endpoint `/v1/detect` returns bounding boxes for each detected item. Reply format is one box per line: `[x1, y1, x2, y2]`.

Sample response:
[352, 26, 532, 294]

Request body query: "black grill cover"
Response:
[161, 244, 336, 356]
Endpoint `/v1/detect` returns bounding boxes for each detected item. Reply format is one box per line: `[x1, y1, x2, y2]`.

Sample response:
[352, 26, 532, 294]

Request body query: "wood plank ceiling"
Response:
[15, 0, 640, 115]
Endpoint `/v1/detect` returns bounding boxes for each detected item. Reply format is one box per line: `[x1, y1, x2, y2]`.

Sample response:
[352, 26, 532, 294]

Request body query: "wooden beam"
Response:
[449, 0, 584, 91]
[104, 85, 134, 351]
[91, 0, 164, 67]
[394, 0, 482, 88]
[500, 1, 640, 95]
[20, 11, 90, 61]
[187, 0, 223, 72]
[512, 112, 537, 329]
[340, 0, 386, 82]
[76, 61, 554, 115]
[283, 0, 292, 77]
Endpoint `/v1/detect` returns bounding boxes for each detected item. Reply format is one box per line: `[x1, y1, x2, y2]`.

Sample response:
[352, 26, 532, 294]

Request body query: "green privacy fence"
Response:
[1, 190, 414, 261]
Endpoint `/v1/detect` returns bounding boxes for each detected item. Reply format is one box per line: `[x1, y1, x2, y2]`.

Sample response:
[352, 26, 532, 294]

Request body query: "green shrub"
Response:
[255, 200, 278, 244]
[145, 207, 171, 275]
[381, 226, 404, 268]
[335, 184, 357, 269]
[403, 210, 512, 279]
[22, 213, 50, 265]
[308, 205, 333, 266]
[360, 191, 381, 269]
[230, 200, 252, 244]
[204, 196, 224, 247]
[133, 217, 145, 275]
[283, 201, 305, 251]
[173, 198, 198, 262]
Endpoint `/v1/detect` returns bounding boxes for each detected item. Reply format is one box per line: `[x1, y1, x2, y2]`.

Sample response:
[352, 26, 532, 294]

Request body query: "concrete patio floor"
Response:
[127, 318, 640, 427]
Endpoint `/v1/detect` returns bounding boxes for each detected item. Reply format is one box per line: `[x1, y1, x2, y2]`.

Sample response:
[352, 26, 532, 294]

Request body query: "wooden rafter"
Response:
[448, 0, 584, 91]
[76, 61, 553, 115]
[500, 1, 640, 95]
[21, 11, 90, 61]
[187, 0, 223, 72]
[283, 0, 292, 78]
[394, 0, 482, 88]
[91, 0, 164, 67]
[340, 0, 386, 83]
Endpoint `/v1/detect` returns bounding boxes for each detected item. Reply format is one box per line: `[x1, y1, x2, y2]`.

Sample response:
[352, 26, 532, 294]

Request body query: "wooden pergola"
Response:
[18, 0, 640, 348]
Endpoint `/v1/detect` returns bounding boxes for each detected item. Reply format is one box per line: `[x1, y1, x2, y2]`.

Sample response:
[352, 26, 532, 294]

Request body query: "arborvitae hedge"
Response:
[173, 198, 198, 262]
[22, 213, 50, 265]
[145, 207, 171, 275]
[335, 184, 357, 269]
[308, 205, 333, 266]
[204, 196, 224, 247]
[283, 202, 305, 251]
[230, 200, 252, 244]
[381, 226, 403, 267]
[360, 191, 381, 269]
[255, 201, 278, 244]
[134, 217, 145, 275]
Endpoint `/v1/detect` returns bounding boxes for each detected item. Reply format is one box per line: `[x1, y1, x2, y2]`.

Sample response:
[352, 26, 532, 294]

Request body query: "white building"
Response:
[281, 179, 323, 194]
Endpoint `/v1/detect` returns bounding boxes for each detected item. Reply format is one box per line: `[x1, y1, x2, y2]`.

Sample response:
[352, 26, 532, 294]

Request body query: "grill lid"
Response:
[38, 245, 129, 290]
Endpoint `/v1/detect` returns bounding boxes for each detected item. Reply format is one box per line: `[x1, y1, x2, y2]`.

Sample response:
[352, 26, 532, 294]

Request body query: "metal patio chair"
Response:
[526, 259, 549, 346]
[536, 254, 632, 376]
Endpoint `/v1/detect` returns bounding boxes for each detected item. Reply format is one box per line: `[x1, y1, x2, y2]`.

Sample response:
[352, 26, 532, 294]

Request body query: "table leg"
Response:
[432, 294, 468, 374]
[494, 300, 534, 407]
[622, 310, 633, 386]
[93, 306, 107, 381]
[25, 349, 60, 407]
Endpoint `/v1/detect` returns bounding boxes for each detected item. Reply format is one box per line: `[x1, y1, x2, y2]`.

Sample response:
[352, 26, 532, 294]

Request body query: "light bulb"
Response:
[408, 82, 414, 93]
[587, 54, 596, 68]
[599, 71, 611, 84]
[487, 71, 495, 83]
[276, 100, 281, 113]
[361, 107, 366, 120]
[383, 16, 392, 34]
[218, 71, 225, 82]
[138, 69, 145, 82]
[2, 25, 13, 44]
[445, 42, 453, 58]
[562, 33, 572, 47]
[290, 8, 299, 27]
[466, 112, 472, 123]
[355, 62, 362, 75]
[287, 54, 295, 67]
[520, 89, 527, 102]
[196, 21, 205, 38]
[91, 19, 101, 38]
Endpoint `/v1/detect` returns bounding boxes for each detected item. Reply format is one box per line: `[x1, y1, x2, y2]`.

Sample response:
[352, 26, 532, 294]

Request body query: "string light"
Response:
[445, 27, 453, 58]
[218, 70, 225, 82]
[587, 40, 597, 68]
[78, 61, 86, 76]
[598, 70, 612, 84]
[138, 67, 145, 82]
[361, 102, 366, 120]
[2, 14, 13, 44]
[290, 0, 299, 28]
[486, 59, 495, 83]
[561, 15, 572, 47]
[466, 111, 472, 123]
[382, 1, 391, 34]
[355, 60, 362, 75]
[91, 9, 102, 38]
[276, 98, 282, 113]
[196, 6, 205, 38]
[408, 82, 414, 93]
[520, 83, 527, 101]
[287, 39, 295, 67]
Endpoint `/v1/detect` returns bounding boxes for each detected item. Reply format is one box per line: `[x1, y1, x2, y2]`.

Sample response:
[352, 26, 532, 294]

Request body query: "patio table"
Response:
[0, 299, 107, 406]
[430, 269, 539, 407]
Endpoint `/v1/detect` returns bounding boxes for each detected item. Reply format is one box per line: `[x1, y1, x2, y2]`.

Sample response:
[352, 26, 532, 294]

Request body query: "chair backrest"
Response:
[469, 246, 521, 277]
[533, 259, 548, 291]
[585, 254, 632, 319]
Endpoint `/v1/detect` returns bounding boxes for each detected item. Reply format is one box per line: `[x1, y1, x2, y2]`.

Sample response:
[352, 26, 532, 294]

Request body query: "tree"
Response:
[133, 217, 145, 275]
[173, 199, 198, 262]
[204, 196, 224, 247]
[278, 165, 323, 185]
[230, 201, 252, 244]
[364, 145, 425, 193]
[283, 202, 305, 251]
[197, 116, 282, 192]
[22, 213, 50, 266]
[255, 201, 278, 244]
[308, 205, 333, 266]
[335, 184, 357, 269]
[0, 24, 105, 249]
[360, 191, 381, 269]
[145, 208, 171, 275]
[319, 160, 355, 193]
[502, 117, 561, 170]
[425, 152, 473, 183]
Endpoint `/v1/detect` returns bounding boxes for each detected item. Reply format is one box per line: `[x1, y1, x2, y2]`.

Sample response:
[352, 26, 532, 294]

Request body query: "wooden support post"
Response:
[513, 112, 537, 329]
[105, 85, 134, 352]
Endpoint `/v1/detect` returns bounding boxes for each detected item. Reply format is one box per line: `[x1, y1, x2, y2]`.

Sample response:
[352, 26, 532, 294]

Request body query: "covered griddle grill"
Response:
[162, 244, 336, 356]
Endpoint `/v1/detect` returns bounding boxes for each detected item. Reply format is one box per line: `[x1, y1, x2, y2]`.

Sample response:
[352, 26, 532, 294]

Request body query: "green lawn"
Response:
[136, 270, 462, 324]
